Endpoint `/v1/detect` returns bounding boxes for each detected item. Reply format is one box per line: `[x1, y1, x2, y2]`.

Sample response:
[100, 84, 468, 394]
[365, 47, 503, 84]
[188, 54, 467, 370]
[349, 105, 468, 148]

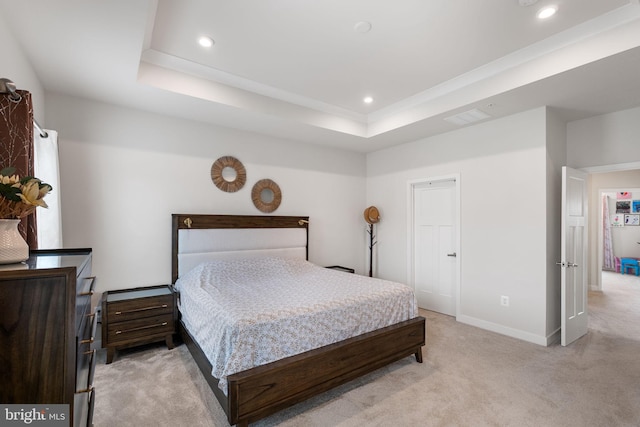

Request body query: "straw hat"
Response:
[363, 206, 380, 224]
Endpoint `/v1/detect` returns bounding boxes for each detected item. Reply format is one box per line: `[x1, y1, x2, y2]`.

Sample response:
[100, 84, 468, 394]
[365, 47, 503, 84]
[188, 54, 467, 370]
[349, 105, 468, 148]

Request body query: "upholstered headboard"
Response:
[171, 214, 309, 283]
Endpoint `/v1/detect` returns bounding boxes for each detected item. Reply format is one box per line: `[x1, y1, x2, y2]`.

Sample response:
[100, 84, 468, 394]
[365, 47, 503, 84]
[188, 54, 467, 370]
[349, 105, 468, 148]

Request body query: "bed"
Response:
[171, 214, 426, 427]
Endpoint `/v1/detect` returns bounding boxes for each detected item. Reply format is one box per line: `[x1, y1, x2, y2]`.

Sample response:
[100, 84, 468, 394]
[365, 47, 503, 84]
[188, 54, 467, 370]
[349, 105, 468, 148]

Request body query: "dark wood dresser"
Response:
[0, 248, 96, 427]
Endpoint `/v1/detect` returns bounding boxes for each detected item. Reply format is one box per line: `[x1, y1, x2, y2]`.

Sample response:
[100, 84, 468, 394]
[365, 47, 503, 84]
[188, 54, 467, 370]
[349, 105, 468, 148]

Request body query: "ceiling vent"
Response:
[444, 108, 491, 126]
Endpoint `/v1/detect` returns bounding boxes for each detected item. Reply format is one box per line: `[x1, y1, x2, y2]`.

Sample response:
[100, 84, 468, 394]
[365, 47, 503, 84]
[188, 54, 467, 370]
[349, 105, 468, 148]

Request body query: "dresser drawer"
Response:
[107, 313, 174, 344]
[74, 314, 96, 427]
[76, 310, 97, 392]
[107, 295, 173, 323]
[76, 275, 96, 332]
[74, 386, 94, 427]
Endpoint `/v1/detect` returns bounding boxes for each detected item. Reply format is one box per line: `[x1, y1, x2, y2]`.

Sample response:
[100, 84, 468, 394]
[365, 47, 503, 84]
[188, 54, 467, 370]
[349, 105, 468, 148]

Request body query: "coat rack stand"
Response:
[363, 205, 380, 278]
[367, 223, 376, 277]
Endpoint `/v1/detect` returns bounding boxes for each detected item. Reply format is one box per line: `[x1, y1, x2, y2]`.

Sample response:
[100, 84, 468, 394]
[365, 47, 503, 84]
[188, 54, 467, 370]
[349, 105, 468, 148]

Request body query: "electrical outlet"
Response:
[500, 295, 510, 307]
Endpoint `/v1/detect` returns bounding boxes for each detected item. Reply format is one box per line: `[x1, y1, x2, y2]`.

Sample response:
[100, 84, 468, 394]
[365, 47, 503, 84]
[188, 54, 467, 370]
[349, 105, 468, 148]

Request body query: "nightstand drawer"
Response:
[107, 295, 173, 322]
[107, 313, 174, 343]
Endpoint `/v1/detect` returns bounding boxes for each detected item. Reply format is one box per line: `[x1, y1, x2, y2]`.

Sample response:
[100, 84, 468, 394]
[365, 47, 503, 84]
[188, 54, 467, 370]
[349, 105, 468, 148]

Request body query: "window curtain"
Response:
[602, 194, 615, 271]
[34, 129, 63, 248]
[0, 89, 37, 248]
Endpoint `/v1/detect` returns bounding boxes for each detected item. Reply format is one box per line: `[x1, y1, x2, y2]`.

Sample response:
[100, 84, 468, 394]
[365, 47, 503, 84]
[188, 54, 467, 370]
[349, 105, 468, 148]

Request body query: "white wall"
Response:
[0, 12, 45, 120]
[567, 106, 640, 169]
[367, 107, 552, 344]
[45, 93, 367, 292]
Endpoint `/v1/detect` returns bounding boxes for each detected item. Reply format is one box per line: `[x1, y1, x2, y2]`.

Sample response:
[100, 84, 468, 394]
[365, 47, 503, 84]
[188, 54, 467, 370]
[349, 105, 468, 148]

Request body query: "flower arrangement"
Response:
[0, 166, 52, 219]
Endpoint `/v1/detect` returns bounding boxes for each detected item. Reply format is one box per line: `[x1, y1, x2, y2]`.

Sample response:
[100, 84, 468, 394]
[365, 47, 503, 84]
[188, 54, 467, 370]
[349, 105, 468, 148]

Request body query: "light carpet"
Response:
[93, 272, 640, 426]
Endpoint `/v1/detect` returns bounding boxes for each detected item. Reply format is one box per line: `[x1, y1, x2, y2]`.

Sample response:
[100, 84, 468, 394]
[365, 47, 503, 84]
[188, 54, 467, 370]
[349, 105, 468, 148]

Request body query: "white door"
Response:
[561, 166, 588, 346]
[412, 179, 458, 316]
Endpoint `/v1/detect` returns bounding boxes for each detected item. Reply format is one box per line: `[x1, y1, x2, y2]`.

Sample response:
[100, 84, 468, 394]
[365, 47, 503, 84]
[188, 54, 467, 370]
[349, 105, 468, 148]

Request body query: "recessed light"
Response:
[537, 5, 557, 19]
[363, 96, 373, 104]
[198, 36, 214, 48]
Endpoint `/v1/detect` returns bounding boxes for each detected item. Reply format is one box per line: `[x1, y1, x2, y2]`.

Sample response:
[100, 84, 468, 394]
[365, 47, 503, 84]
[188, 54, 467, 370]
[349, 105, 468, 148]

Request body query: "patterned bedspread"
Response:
[174, 257, 418, 393]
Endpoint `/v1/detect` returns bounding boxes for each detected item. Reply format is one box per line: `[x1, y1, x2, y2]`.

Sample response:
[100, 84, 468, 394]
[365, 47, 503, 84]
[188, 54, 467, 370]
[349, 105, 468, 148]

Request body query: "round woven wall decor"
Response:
[210, 156, 246, 193]
[251, 179, 282, 213]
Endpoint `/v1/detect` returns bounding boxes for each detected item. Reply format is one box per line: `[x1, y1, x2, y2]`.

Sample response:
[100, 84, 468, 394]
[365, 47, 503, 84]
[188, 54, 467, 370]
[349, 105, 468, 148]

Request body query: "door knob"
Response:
[557, 262, 578, 267]
[447, 252, 457, 257]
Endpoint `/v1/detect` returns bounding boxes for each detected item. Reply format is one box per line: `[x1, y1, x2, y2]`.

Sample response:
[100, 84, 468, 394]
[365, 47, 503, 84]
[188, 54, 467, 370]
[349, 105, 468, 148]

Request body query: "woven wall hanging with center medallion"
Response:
[251, 179, 282, 213]
[210, 156, 246, 193]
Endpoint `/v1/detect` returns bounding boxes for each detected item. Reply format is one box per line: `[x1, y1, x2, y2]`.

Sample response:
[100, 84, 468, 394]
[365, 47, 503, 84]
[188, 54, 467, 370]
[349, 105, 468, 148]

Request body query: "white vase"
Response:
[0, 219, 29, 264]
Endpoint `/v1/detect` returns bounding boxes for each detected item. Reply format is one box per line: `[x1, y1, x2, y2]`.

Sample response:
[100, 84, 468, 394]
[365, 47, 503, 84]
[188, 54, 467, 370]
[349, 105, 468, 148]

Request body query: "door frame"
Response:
[407, 173, 461, 318]
[582, 161, 640, 292]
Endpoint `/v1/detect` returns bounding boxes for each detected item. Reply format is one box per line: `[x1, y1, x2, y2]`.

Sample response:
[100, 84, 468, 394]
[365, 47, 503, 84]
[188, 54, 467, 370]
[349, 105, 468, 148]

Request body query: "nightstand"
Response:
[102, 285, 176, 364]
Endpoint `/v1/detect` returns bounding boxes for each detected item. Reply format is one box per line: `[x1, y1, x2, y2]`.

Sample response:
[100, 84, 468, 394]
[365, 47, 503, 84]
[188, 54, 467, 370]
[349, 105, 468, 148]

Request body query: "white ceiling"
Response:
[2, 0, 640, 152]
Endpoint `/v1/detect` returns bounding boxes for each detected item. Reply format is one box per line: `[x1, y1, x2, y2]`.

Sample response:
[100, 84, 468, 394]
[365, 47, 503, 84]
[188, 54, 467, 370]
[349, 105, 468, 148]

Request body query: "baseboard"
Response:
[546, 327, 561, 346]
[457, 314, 549, 346]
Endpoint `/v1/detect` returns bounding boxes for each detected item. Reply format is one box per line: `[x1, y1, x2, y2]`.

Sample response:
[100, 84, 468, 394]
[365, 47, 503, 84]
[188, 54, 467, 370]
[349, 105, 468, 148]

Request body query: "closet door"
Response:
[411, 178, 458, 316]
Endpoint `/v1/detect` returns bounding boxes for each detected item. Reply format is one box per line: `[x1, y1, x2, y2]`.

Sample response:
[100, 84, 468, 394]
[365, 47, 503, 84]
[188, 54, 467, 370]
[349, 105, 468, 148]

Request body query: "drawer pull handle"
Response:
[79, 276, 97, 296]
[82, 348, 97, 357]
[114, 304, 168, 315]
[80, 336, 94, 345]
[115, 322, 168, 335]
[77, 385, 94, 395]
[80, 312, 98, 343]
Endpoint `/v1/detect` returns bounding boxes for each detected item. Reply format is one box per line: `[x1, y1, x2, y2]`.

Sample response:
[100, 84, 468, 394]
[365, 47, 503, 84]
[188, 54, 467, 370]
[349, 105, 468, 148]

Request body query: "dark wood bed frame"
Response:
[171, 214, 426, 427]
